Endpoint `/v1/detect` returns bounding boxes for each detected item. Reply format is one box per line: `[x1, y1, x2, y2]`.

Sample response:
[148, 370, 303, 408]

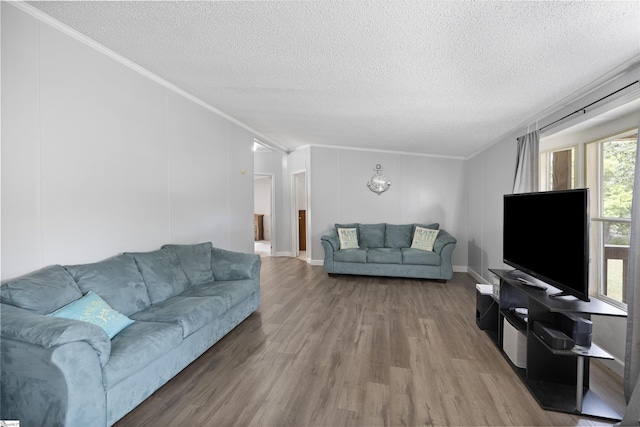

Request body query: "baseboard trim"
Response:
[466, 268, 488, 284]
[596, 357, 625, 378]
[275, 252, 293, 257]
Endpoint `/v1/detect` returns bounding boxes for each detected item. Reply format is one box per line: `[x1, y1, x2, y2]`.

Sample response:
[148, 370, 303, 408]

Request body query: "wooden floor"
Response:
[115, 257, 625, 426]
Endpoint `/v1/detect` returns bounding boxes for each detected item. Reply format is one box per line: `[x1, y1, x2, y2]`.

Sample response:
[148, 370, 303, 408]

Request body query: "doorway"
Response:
[254, 174, 274, 257]
[292, 171, 307, 261]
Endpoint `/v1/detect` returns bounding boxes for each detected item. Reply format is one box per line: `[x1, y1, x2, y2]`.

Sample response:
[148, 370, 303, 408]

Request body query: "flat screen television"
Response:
[503, 188, 590, 302]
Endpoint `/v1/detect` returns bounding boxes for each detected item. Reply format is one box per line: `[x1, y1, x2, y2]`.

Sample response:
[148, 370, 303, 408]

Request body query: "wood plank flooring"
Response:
[115, 256, 625, 426]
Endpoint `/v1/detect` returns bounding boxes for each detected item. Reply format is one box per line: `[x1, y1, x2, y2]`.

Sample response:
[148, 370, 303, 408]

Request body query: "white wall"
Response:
[1, 3, 256, 280]
[309, 146, 468, 268]
[465, 139, 515, 281]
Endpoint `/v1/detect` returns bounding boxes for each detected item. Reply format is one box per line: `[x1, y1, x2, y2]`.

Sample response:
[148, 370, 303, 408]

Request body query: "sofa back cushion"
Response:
[128, 249, 191, 304]
[414, 223, 439, 232]
[359, 223, 386, 248]
[65, 254, 151, 316]
[0, 265, 83, 314]
[335, 222, 359, 234]
[384, 224, 414, 248]
[162, 242, 214, 286]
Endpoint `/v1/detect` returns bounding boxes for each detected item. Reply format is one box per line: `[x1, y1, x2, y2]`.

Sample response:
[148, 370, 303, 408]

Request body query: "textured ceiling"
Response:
[26, 1, 640, 158]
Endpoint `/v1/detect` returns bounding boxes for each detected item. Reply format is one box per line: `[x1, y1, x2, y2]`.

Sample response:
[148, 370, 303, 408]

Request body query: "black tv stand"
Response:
[549, 290, 589, 301]
[483, 269, 626, 421]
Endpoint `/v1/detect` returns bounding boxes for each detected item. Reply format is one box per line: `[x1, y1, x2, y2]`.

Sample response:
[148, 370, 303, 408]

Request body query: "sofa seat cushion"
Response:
[181, 280, 256, 309]
[130, 295, 227, 338]
[367, 248, 402, 264]
[0, 265, 83, 314]
[401, 248, 441, 266]
[102, 320, 183, 389]
[333, 249, 368, 263]
[65, 254, 151, 316]
[128, 249, 191, 304]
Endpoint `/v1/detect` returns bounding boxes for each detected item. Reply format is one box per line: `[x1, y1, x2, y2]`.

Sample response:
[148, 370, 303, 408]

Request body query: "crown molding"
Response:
[9, 1, 290, 154]
[307, 143, 467, 161]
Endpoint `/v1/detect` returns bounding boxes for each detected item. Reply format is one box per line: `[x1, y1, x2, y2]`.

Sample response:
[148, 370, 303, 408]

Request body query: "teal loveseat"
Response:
[0, 242, 260, 427]
[321, 223, 456, 281]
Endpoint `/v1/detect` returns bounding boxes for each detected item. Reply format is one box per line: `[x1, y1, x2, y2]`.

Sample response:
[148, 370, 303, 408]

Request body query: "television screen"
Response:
[503, 189, 590, 302]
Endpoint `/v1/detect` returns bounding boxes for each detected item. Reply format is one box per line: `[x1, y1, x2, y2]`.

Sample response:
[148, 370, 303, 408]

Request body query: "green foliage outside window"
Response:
[602, 136, 636, 245]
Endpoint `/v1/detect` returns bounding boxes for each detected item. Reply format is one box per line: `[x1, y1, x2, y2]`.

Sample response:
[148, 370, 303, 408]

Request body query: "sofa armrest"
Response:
[1, 338, 107, 426]
[433, 229, 457, 254]
[321, 229, 340, 252]
[1, 303, 111, 367]
[210, 247, 261, 281]
[1, 304, 108, 426]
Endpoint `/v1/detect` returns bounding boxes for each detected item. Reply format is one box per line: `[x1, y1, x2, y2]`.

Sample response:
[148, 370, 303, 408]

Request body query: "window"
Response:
[586, 130, 637, 308]
[540, 147, 576, 191]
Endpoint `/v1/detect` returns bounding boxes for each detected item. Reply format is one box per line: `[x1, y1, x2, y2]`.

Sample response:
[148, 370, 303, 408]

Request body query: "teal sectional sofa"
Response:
[0, 243, 261, 427]
[321, 223, 457, 281]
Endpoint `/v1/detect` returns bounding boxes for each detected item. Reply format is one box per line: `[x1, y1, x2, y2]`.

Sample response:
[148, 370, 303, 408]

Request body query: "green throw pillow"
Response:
[50, 291, 134, 339]
[338, 228, 359, 249]
[411, 227, 439, 251]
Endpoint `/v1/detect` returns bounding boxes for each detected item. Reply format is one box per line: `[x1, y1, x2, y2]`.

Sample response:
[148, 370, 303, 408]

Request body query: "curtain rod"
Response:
[523, 80, 640, 136]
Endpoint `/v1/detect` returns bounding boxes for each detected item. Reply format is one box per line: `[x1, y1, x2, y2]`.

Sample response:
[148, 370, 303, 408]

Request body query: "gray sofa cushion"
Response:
[385, 224, 414, 248]
[414, 223, 439, 232]
[359, 223, 386, 248]
[401, 248, 441, 265]
[128, 249, 190, 304]
[210, 248, 261, 281]
[333, 248, 368, 263]
[367, 248, 402, 264]
[130, 295, 228, 338]
[162, 243, 214, 286]
[102, 320, 183, 389]
[65, 254, 151, 316]
[181, 279, 256, 309]
[0, 265, 83, 314]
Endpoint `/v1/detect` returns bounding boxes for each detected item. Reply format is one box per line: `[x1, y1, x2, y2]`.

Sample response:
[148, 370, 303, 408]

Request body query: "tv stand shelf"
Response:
[485, 268, 627, 421]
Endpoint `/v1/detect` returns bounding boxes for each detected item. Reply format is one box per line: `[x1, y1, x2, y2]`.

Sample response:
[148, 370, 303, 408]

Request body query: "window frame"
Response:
[540, 147, 577, 191]
[587, 128, 637, 310]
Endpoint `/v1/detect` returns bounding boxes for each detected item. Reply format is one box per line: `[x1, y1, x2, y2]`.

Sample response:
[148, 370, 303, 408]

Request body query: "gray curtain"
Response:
[513, 130, 540, 194]
[621, 124, 640, 425]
